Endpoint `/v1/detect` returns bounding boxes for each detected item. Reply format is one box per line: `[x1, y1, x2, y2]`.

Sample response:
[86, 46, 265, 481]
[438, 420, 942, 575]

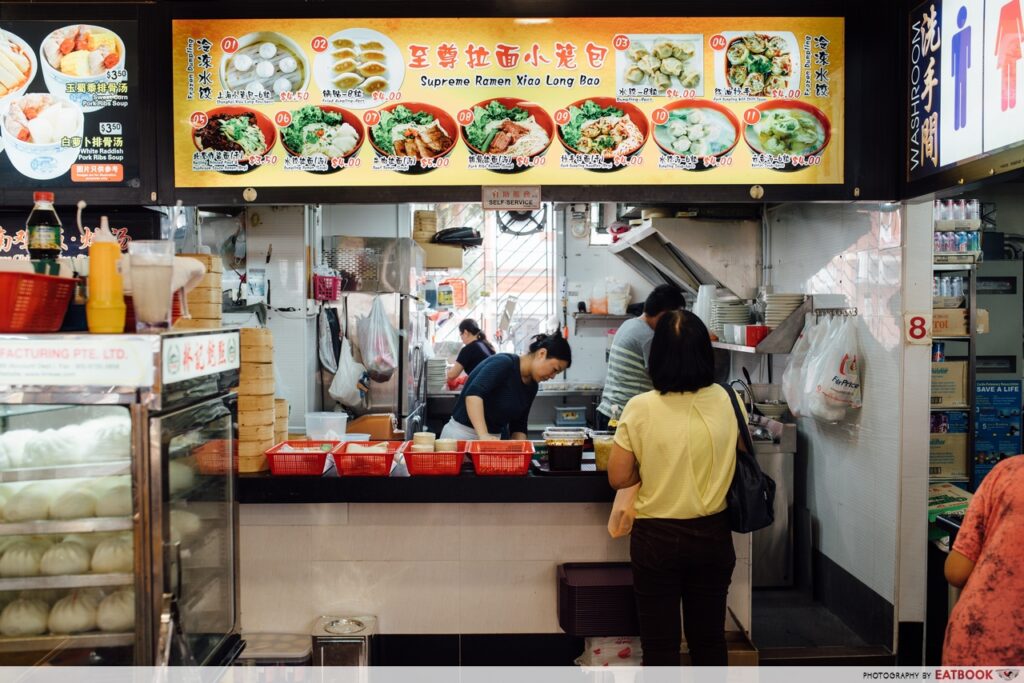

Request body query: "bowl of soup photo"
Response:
[652, 100, 740, 171]
[743, 100, 830, 171]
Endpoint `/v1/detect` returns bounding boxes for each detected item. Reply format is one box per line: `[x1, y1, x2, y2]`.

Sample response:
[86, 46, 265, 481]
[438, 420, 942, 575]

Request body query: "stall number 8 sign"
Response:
[904, 312, 933, 345]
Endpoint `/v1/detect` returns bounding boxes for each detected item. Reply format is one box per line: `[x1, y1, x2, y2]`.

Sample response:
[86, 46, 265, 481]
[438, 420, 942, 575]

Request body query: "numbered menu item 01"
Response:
[221, 31, 309, 100]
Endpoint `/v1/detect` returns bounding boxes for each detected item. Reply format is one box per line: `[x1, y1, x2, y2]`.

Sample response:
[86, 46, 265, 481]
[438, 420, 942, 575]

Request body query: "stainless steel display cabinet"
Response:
[0, 330, 242, 666]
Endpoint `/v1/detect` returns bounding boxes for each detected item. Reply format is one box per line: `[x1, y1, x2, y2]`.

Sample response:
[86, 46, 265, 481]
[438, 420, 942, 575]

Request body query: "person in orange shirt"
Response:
[943, 456, 1024, 665]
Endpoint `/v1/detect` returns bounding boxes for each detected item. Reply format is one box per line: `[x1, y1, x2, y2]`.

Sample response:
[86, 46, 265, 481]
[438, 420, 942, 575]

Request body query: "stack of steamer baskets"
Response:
[274, 398, 289, 445]
[175, 253, 224, 330]
[413, 210, 437, 245]
[237, 327, 276, 472]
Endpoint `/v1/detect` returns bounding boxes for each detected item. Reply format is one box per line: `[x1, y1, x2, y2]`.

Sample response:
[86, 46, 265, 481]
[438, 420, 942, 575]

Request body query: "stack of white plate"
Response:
[427, 359, 448, 391]
[711, 298, 751, 337]
[764, 293, 806, 328]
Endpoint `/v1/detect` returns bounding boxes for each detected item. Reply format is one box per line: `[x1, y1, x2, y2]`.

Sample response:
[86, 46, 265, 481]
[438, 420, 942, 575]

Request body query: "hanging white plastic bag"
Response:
[357, 296, 399, 382]
[606, 278, 631, 316]
[329, 337, 366, 409]
[800, 316, 841, 416]
[808, 317, 863, 423]
[782, 315, 817, 418]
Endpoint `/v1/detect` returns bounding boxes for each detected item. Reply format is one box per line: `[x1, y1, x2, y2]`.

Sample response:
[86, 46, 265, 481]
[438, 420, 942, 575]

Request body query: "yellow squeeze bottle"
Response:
[86, 216, 126, 334]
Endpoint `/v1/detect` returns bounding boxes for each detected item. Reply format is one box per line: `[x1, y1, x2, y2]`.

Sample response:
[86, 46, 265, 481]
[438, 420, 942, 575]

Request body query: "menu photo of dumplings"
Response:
[615, 34, 704, 99]
[313, 28, 403, 109]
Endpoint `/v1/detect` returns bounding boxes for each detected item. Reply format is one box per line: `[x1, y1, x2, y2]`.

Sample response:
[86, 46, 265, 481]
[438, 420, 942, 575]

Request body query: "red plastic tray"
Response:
[402, 441, 466, 476]
[331, 441, 403, 477]
[265, 440, 337, 476]
[467, 440, 535, 476]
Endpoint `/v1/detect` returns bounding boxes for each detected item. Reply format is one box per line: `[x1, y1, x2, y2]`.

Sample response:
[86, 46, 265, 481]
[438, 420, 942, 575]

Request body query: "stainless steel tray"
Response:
[0, 517, 132, 536]
[0, 461, 131, 484]
[0, 632, 133, 653]
[0, 572, 133, 591]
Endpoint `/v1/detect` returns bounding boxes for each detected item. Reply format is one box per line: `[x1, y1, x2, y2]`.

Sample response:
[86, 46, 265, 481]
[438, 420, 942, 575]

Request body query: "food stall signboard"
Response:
[162, 331, 240, 384]
[907, 0, 1024, 181]
[0, 336, 156, 388]
[171, 17, 845, 188]
[0, 20, 140, 189]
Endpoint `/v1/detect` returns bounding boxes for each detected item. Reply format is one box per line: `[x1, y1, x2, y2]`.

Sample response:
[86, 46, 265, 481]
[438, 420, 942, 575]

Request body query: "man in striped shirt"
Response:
[597, 285, 685, 427]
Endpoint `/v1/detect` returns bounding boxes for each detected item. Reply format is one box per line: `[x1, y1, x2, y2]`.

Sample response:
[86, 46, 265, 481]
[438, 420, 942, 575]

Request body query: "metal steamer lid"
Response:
[313, 615, 377, 637]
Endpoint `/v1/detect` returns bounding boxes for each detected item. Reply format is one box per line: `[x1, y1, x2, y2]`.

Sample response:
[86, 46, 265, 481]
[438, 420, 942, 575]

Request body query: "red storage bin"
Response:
[313, 275, 341, 301]
[265, 441, 337, 476]
[0, 272, 75, 333]
[467, 440, 535, 476]
[331, 441, 403, 477]
[402, 441, 466, 476]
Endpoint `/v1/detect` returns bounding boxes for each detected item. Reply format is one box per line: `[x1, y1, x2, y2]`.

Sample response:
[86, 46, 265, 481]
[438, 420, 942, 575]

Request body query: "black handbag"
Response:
[720, 384, 777, 533]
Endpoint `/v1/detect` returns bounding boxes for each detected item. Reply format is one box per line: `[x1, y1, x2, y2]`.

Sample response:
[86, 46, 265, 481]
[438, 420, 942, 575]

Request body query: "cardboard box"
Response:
[932, 308, 990, 337]
[931, 361, 968, 407]
[928, 482, 973, 521]
[421, 243, 463, 270]
[930, 412, 969, 480]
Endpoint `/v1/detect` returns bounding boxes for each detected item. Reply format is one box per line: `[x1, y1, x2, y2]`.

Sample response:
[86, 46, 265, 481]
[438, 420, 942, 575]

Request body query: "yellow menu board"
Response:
[171, 17, 844, 187]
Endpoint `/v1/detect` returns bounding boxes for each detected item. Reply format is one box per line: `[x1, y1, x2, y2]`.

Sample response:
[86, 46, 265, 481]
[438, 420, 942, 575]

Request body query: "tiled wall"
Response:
[239, 503, 751, 635]
[767, 203, 904, 604]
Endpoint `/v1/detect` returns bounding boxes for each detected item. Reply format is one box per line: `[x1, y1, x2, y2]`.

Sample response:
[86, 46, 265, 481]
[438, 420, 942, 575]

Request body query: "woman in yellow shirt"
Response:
[608, 309, 739, 666]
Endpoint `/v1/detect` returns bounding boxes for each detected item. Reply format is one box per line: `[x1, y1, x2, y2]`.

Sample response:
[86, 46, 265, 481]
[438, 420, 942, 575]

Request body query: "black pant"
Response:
[630, 513, 736, 666]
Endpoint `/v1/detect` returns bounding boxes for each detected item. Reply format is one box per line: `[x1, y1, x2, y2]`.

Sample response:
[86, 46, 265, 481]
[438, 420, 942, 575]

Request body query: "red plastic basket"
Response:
[402, 441, 466, 476]
[467, 441, 535, 476]
[0, 272, 75, 333]
[193, 439, 237, 475]
[331, 441, 402, 477]
[313, 275, 341, 301]
[265, 440, 337, 476]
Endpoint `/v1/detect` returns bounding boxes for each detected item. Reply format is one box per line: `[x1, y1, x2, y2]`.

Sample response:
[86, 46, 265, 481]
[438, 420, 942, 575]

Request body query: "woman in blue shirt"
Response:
[441, 332, 572, 441]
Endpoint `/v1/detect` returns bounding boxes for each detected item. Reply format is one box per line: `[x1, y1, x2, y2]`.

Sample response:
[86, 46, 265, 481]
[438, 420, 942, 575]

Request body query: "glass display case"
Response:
[0, 330, 242, 666]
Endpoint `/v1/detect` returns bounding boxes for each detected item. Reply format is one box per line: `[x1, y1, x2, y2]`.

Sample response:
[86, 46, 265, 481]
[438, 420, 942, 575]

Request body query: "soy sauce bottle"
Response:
[26, 191, 62, 261]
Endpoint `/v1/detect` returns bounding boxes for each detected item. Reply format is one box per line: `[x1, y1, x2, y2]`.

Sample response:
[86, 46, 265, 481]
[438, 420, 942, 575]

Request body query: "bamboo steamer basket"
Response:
[239, 394, 275, 412]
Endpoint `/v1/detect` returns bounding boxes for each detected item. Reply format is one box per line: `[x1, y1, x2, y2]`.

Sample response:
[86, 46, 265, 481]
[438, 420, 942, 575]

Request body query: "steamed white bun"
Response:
[170, 509, 202, 544]
[91, 536, 133, 574]
[0, 598, 49, 636]
[95, 484, 132, 517]
[97, 588, 134, 632]
[0, 430, 37, 468]
[50, 489, 97, 520]
[4, 484, 52, 522]
[169, 461, 196, 495]
[0, 542, 43, 578]
[40, 541, 91, 576]
[48, 591, 98, 634]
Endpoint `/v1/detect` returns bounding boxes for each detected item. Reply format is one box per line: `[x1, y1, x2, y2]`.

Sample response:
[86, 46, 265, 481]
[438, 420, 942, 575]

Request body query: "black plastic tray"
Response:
[531, 458, 604, 476]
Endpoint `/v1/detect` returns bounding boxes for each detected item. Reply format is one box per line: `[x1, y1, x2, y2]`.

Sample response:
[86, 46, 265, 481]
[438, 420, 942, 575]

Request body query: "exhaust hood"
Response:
[608, 218, 762, 300]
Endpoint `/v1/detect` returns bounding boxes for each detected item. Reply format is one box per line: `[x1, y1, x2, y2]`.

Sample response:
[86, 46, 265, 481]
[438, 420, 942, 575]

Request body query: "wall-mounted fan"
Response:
[497, 206, 547, 236]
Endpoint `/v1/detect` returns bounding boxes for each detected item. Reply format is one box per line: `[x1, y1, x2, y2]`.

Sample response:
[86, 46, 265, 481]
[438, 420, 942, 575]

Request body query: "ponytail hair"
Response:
[528, 331, 572, 366]
[459, 318, 495, 354]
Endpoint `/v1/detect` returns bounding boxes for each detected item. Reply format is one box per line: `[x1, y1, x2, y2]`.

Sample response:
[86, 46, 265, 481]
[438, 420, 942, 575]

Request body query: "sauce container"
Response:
[544, 427, 586, 471]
